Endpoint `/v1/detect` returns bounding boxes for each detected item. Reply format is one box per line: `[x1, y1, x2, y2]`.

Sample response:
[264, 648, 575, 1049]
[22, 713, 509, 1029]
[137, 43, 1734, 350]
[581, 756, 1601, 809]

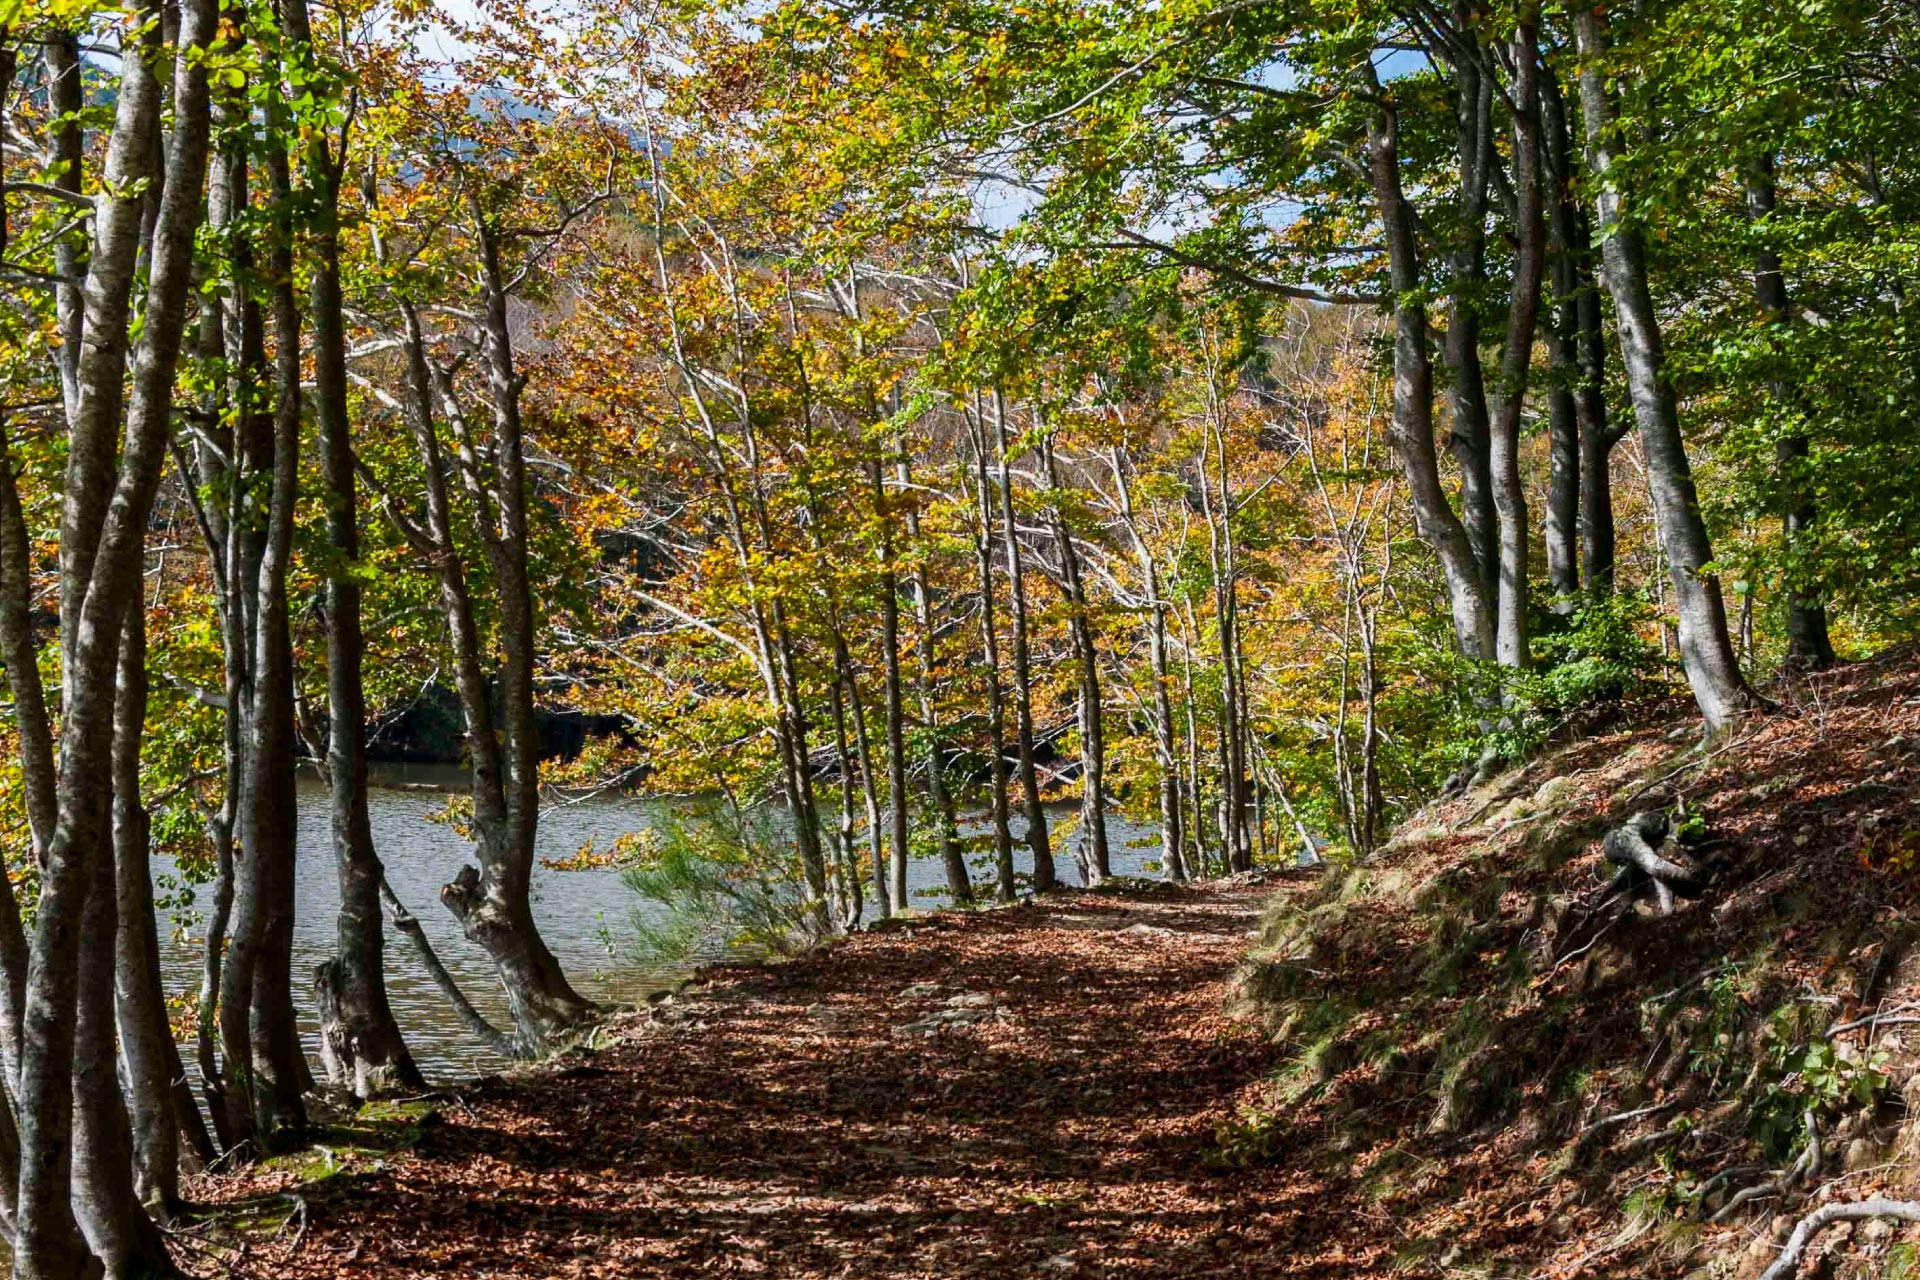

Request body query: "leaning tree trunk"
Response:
[1573, 5, 1759, 733]
[1745, 154, 1836, 669]
[433, 214, 596, 1050]
[993, 393, 1056, 891]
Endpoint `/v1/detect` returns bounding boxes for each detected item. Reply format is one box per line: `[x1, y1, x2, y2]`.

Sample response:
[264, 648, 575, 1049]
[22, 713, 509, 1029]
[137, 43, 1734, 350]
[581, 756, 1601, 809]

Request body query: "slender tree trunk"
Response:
[0, 45, 50, 1120]
[1540, 72, 1581, 602]
[1745, 154, 1836, 669]
[1041, 436, 1110, 885]
[1573, 6, 1758, 732]
[378, 877, 516, 1058]
[1176, 601, 1209, 876]
[15, 0, 214, 1265]
[284, 0, 423, 1096]
[826, 678, 866, 927]
[1541, 62, 1620, 593]
[1197, 394, 1247, 871]
[1446, 50, 1498, 598]
[1110, 449, 1185, 881]
[900, 460, 969, 905]
[1361, 64, 1495, 663]
[872, 459, 913, 913]
[841, 650, 890, 915]
[970, 437, 1018, 901]
[1572, 210, 1620, 591]
[188, 140, 241, 1151]
[111, 607, 192, 1214]
[993, 394, 1055, 890]
[1490, 13, 1545, 670]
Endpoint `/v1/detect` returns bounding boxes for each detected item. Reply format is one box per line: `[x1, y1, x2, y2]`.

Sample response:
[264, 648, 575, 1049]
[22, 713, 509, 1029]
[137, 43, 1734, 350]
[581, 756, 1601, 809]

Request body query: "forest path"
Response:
[188, 878, 1378, 1278]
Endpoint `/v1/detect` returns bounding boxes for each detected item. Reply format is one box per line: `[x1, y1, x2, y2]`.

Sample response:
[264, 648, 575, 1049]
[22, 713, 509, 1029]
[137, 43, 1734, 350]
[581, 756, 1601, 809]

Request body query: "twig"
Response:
[1572, 1100, 1678, 1143]
[279, 1193, 310, 1253]
[1824, 1007, 1920, 1039]
[1550, 894, 1629, 972]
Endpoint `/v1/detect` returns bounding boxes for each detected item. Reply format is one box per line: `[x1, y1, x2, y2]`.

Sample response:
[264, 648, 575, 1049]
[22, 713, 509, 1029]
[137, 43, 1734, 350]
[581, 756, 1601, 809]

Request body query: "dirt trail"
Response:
[183, 883, 1378, 1279]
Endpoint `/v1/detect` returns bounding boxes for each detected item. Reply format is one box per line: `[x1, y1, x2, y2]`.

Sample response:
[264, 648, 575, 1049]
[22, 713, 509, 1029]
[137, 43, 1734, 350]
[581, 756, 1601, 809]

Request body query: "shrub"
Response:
[623, 806, 826, 966]
[1526, 590, 1675, 714]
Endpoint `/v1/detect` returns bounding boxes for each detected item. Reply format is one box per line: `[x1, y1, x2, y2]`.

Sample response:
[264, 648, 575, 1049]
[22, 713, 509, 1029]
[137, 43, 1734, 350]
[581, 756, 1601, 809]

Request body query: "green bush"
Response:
[1526, 590, 1675, 714]
[1439, 591, 1680, 766]
[623, 807, 825, 966]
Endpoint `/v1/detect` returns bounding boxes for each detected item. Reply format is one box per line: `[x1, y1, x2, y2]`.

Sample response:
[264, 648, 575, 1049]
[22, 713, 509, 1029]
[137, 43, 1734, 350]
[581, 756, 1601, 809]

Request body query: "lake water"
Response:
[152, 776, 1162, 1083]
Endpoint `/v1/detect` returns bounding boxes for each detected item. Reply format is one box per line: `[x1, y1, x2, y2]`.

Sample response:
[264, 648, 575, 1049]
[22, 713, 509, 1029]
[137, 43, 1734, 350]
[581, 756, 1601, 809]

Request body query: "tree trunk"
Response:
[841, 648, 891, 916]
[76, 614, 171, 1273]
[0, 45, 50, 1116]
[1197, 385, 1248, 871]
[286, 0, 423, 1096]
[1042, 436, 1110, 885]
[111, 607, 192, 1214]
[1110, 449, 1185, 882]
[415, 213, 595, 1051]
[872, 459, 912, 914]
[1361, 63, 1495, 662]
[1540, 61, 1621, 594]
[15, 0, 214, 1266]
[1744, 154, 1836, 669]
[1540, 68, 1581, 602]
[971, 431, 1018, 901]
[993, 394, 1055, 891]
[826, 677, 867, 927]
[1490, 13, 1545, 670]
[248, 135, 311, 1137]
[1446, 49, 1498, 599]
[1573, 6, 1759, 733]
[900, 459, 969, 905]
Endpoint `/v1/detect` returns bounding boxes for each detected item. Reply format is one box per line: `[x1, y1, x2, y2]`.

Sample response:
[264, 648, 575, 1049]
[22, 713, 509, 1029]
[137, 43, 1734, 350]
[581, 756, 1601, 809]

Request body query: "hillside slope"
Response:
[1235, 645, 1920, 1279]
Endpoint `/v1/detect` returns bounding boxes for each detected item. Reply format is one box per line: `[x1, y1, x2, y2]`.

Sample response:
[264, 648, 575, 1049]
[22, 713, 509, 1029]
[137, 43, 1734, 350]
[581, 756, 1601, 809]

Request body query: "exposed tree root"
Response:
[1757, 1197, 1920, 1280]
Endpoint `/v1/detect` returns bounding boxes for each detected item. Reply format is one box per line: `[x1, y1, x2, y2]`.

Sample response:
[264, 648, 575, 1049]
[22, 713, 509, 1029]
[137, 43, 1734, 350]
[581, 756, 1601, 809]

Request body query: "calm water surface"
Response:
[152, 776, 1160, 1082]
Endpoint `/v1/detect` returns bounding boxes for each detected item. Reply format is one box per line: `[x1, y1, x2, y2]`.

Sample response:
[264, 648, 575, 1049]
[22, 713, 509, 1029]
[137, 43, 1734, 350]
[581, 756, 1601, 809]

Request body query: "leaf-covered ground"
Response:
[179, 649, 1920, 1279]
[181, 881, 1388, 1278]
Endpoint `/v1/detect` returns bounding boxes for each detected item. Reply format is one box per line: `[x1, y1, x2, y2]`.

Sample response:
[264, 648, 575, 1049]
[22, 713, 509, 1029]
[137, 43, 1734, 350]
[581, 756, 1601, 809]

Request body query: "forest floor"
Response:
[181, 646, 1920, 1279]
[181, 878, 1362, 1278]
